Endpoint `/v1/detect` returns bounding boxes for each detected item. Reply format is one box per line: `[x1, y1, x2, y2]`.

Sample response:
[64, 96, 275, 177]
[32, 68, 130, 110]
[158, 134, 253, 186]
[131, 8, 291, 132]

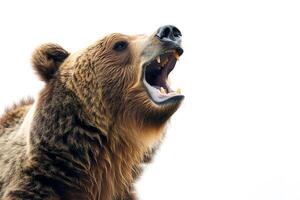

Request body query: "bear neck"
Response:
[27, 79, 145, 199]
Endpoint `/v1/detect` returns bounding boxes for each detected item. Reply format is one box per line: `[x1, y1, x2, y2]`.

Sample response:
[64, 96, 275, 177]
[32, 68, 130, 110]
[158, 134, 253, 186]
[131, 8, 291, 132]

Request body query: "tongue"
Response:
[155, 74, 168, 91]
[154, 56, 177, 92]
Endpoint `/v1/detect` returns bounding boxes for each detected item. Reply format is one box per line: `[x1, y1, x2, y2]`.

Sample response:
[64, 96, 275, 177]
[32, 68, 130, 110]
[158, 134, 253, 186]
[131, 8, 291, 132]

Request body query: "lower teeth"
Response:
[160, 87, 167, 94]
[152, 85, 181, 96]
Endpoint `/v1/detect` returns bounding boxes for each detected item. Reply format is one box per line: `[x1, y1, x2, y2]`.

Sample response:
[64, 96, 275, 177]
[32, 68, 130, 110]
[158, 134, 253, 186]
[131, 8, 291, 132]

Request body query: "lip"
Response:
[142, 47, 184, 105]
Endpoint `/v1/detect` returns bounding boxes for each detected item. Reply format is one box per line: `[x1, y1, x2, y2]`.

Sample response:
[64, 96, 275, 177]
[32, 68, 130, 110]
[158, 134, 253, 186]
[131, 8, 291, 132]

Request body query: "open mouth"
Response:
[143, 47, 184, 104]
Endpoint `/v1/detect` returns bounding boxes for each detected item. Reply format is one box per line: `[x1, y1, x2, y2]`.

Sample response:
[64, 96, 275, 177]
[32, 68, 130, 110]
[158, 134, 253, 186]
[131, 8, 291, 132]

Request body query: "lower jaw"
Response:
[143, 79, 184, 105]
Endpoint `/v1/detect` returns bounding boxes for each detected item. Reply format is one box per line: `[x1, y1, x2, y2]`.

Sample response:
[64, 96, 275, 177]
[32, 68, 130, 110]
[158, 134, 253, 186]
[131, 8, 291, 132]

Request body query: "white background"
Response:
[0, 0, 300, 199]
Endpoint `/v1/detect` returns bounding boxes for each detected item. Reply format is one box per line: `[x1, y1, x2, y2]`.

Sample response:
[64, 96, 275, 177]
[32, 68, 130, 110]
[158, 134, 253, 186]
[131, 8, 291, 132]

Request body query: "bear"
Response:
[0, 25, 184, 200]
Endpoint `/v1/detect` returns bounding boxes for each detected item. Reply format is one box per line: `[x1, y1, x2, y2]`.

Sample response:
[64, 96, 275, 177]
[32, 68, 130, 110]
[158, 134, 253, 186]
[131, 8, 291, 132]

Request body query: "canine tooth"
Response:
[157, 56, 161, 63]
[160, 87, 166, 94]
[174, 51, 180, 60]
[162, 58, 169, 66]
[176, 88, 181, 94]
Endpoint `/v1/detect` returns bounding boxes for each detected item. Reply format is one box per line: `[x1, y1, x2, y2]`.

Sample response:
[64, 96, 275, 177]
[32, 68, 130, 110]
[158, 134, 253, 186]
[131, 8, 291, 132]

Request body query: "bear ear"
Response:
[31, 43, 69, 82]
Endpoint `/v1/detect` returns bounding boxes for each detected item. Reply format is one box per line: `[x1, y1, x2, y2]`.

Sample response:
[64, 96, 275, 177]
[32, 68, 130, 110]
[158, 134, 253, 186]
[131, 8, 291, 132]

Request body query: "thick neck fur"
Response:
[20, 80, 146, 200]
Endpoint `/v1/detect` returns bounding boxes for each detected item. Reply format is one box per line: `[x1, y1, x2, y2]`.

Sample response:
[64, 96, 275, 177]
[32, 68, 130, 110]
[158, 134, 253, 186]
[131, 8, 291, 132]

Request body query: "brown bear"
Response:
[0, 25, 184, 200]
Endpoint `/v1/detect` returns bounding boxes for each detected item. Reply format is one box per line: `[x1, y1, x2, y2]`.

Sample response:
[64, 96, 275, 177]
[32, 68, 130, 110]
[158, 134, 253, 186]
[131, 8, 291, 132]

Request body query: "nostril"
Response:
[172, 27, 182, 38]
[161, 27, 171, 39]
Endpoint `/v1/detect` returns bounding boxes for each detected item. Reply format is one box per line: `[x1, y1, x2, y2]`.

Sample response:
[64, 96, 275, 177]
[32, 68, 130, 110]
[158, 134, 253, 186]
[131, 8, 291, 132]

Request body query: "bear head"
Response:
[31, 25, 184, 140]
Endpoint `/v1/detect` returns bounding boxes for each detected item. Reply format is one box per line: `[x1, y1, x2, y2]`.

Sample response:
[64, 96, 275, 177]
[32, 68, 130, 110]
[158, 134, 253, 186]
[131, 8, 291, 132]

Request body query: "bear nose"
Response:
[155, 25, 182, 43]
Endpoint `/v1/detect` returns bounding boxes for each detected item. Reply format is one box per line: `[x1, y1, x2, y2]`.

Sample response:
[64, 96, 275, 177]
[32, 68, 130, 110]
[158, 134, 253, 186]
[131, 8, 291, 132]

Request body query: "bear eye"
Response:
[113, 41, 128, 52]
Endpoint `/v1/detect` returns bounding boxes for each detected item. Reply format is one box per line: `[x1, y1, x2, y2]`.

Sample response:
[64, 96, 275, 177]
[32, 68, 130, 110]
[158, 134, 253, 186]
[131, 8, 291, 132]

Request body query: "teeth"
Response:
[160, 87, 167, 94]
[157, 56, 161, 63]
[162, 58, 169, 67]
[176, 88, 181, 94]
[174, 51, 180, 60]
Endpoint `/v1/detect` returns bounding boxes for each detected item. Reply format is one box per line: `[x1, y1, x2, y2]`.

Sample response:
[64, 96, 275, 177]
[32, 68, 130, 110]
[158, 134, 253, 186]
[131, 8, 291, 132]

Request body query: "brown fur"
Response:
[32, 43, 69, 82]
[0, 30, 183, 200]
[0, 98, 34, 133]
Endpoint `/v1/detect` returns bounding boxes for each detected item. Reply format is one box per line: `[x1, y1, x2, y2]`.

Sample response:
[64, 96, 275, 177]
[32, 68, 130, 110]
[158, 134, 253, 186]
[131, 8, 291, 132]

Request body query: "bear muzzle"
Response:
[141, 25, 184, 105]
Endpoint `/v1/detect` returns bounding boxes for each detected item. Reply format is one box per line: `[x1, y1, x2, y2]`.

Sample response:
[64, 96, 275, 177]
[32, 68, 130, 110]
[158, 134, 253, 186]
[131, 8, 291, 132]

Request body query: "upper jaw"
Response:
[142, 46, 184, 105]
